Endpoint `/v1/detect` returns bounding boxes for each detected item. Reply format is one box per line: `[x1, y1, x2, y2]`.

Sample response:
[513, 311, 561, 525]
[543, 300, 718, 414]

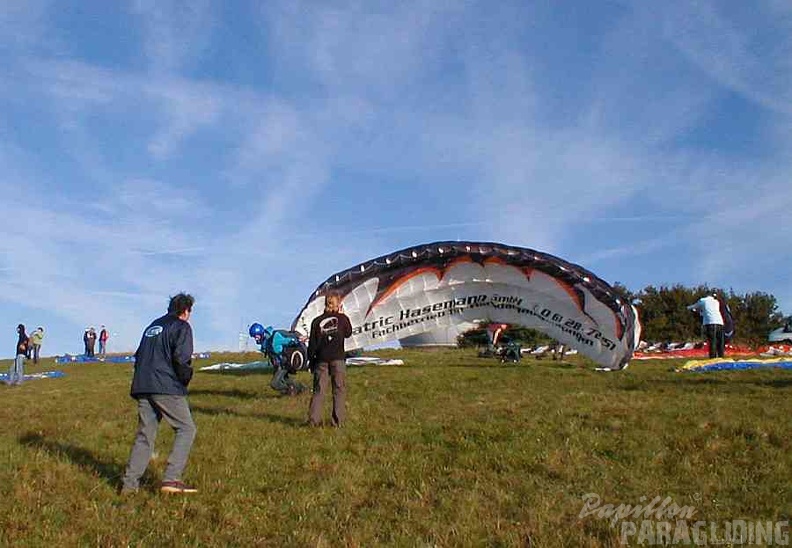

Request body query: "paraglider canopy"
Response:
[292, 241, 641, 370]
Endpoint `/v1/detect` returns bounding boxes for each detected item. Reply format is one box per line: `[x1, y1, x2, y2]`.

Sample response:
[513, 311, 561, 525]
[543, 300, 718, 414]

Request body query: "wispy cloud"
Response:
[662, 1, 792, 116]
[130, 0, 214, 75]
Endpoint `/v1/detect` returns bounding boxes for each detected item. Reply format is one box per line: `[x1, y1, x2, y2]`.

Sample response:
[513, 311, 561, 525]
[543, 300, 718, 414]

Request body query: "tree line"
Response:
[614, 283, 786, 348]
[458, 285, 787, 349]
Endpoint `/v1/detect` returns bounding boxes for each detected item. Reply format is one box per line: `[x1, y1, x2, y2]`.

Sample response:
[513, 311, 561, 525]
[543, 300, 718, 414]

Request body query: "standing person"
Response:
[120, 293, 198, 495]
[83, 327, 91, 356]
[29, 327, 45, 365]
[8, 324, 29, 386]
[485, 323, 508, 357]
[98, 325, 109, 358]
[551, 341, 566, 361]
[687, 293, 725, 358]
[307, 293, 353, 427]
[86, 327, 97, 357]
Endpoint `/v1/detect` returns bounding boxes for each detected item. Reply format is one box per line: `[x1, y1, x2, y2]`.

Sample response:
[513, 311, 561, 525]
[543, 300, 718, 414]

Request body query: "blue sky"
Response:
[2, 0, 791, 356]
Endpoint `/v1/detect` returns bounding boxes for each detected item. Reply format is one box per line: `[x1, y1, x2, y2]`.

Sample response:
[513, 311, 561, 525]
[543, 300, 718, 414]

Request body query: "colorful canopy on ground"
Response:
[678, 358, 792, 373]
[1, 371, 65, 382]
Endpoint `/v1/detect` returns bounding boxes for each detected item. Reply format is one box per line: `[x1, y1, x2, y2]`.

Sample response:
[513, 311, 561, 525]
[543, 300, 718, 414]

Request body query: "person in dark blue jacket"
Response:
[120, 293, 198, 495]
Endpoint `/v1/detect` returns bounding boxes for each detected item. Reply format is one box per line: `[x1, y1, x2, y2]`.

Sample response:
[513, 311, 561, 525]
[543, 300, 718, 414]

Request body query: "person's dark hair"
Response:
[17, 324, 25, 333]
[168, 293, 195, 316]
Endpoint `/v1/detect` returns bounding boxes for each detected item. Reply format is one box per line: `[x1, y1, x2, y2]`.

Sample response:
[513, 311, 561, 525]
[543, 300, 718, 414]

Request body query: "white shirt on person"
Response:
[688, 296, 724, 325]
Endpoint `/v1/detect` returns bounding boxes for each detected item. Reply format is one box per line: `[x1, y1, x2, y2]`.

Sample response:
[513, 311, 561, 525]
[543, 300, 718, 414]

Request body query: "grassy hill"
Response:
[1, 349, 791, 546]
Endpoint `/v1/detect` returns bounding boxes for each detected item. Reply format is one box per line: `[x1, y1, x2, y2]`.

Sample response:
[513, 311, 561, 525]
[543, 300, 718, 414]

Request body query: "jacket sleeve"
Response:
[341, 314, 353, 338]
[307, 318, 319, 362]
[171, 322, 194, 387]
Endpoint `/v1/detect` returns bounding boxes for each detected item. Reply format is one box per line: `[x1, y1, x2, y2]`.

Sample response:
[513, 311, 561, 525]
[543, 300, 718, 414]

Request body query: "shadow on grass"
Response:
[19, 432, 124, 487]
[191, 405, 306, 426]
[445, 359, 577, 370]
[618, 376, 792, 391]
[199, 369, 271, 376]
[534, 360, 578, 369]
[445, 359, 534, 369]
[754, 379, 792, 389]
[189, 388, 262, 400]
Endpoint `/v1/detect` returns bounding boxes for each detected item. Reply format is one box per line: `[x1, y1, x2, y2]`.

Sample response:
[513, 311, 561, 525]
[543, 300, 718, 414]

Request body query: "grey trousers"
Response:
[122, 394, 196, 489]
[270, 366, 303, 394]
[308, 360, 346, 426]
[8, 354, 25, 385]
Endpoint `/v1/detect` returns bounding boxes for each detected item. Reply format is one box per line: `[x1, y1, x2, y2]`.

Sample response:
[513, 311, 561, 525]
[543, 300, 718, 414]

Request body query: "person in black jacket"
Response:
[120, 293, 198, 495]
[307, 293, 353, 427]
[8, 324, 28, 386]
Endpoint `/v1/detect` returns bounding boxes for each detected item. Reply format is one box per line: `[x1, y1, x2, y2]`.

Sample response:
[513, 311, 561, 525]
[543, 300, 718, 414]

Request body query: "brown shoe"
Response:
[160, 481, 198, 494]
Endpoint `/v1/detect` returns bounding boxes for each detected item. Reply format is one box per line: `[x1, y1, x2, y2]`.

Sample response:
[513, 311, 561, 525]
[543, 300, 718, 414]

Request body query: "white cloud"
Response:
[144, 81, 222, 159]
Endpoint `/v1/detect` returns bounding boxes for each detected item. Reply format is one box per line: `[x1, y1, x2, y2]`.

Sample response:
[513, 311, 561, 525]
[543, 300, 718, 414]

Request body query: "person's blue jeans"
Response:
[122, 395, 196, 489]
[8, 354, 24, 385]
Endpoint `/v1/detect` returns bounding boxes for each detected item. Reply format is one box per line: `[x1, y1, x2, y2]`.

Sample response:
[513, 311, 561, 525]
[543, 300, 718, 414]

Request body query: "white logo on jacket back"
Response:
[319, 317, 338, 342]
[144, 326, 163, 338]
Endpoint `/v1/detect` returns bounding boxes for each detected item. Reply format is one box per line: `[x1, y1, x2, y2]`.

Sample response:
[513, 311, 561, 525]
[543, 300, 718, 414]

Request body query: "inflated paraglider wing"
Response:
[291, 241, 641, 370]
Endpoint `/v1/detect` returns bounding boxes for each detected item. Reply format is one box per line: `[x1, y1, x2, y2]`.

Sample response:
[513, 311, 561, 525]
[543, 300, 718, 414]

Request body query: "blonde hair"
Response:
[325, 293, 342, 313]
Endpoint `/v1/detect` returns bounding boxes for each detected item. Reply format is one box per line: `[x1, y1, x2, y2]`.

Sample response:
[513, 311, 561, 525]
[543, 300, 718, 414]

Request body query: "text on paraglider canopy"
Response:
[399, 295, 490, 319]
[532, 306, 616, 350]
[349, 293, 617, 351]
[352, 295, 488, 335]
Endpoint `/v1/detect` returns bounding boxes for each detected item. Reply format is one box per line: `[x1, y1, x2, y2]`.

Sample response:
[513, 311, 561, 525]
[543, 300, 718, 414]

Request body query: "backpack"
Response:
[266, 330, 308, 374]
[720, 301, 735, 342]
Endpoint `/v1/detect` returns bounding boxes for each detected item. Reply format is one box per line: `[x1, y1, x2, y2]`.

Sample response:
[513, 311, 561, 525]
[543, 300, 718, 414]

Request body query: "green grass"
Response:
[1, 349, 791, 546]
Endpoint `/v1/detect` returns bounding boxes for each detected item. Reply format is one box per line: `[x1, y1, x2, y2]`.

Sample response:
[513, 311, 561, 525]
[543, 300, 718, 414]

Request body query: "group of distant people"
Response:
[120, 291, 352, 495]
[83, 326, 110, 358]
[7, 322, 114, 387]
[8, 322, 113, 386]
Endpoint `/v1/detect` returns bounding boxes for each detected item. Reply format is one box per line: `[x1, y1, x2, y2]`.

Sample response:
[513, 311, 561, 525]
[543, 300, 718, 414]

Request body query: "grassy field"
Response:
[1, 348, 791, 547]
